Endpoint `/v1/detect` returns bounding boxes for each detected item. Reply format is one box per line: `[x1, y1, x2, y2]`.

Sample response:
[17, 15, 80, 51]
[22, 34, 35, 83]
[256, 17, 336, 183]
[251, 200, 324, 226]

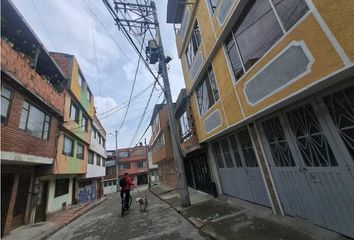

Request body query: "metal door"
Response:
[213, 128, 271, 207]
[259, 85, 354, 238]
[259, 115, 324, 225]
[237, 129, 271, 207]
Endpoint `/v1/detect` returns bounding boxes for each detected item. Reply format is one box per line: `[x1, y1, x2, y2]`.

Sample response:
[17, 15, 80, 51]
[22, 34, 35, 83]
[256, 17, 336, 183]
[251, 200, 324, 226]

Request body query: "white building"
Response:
[78, 116, 107, 203]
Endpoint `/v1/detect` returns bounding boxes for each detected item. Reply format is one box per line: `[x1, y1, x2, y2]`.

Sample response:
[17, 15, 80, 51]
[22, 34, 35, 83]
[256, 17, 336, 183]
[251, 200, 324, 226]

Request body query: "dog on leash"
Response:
[135, 196, 148, 211]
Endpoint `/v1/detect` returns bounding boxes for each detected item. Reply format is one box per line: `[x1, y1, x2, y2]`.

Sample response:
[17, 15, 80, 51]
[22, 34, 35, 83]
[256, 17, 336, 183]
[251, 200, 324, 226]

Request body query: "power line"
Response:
[31, 0, 57, 51]
[102, 0, 165, 93]
[129, 81, 157, 146]
[91, 22, 102, 96]
[129, 86, 163, 146]
[116, 32, 146, 136]
[84, 0, 131, 60]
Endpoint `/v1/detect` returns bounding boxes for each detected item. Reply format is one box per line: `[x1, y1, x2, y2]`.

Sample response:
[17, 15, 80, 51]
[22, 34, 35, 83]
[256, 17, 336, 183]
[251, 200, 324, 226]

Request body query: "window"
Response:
[122, 162, 130, 169]
[1, 86, 12, 123]
[102, 158, 106, 167]
[152, 114, 160, 138]
[196, 67, 219, 115]
[137, 161, 144, 168]
[82, 115, 88, 131]
[98, 134, 102, 144]
[87, 89, 91, 102]
[70, 101, 79, 123]
[179, 112, 192, 140]
[106, 166, 116, 176]
[63, 135, 74, 156]
[93, 128, 97, 138]
[102, 138, 106, 148]
[272, 0, 309, 31]
[19, 101, 51, 139]
[225, 0, 308, 82]
[185, 21, 201, 66]
[77, 142, 84, 159]
[96, 155, 101, 166]
[152, 134, 165, 154]
[88, 150, 94, 164]
[207, 0, 219, 15]
[119, 151, 129, 158]
[78, 74, 83, 87]
[55, 178, 70, 197]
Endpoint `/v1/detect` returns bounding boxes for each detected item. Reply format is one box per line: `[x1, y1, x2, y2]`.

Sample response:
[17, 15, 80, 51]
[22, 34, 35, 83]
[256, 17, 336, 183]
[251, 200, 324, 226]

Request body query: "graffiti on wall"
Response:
[78, 183, 96, 203]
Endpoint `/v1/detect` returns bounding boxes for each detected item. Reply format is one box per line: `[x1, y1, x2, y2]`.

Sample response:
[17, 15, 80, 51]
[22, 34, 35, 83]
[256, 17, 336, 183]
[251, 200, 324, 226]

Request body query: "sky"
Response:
[12, 0, 185, 150]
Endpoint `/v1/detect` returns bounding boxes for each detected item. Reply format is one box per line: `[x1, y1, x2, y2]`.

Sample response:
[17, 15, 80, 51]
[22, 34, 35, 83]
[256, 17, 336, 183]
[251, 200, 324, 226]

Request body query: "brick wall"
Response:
[50, 52, 72, 79]
[158, 160, 177, 188]
[1, 41, 65, 115]
[1, 78, 61, 159]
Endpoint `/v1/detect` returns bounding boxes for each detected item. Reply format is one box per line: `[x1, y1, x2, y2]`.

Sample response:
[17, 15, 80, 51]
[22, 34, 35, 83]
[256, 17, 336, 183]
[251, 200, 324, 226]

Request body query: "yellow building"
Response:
[167, 0, 354, 237]
[39, 53, 95, 214]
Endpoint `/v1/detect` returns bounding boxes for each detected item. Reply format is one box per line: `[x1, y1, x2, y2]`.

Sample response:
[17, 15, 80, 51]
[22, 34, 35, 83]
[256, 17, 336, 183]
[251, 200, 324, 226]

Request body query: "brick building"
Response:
[1, 0, 66, 236]
[149, 104, 176, 188]
[117, 145, 148, 186]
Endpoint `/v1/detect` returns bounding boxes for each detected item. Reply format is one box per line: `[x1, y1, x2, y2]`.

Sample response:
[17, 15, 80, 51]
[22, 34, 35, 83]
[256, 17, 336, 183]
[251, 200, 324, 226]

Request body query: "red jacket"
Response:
[121, 176, 133, 191]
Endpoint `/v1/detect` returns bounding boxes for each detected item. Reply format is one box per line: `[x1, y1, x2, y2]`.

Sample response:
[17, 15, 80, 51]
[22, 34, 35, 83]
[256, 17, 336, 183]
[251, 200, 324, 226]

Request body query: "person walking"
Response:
[120, 173, 133, 210]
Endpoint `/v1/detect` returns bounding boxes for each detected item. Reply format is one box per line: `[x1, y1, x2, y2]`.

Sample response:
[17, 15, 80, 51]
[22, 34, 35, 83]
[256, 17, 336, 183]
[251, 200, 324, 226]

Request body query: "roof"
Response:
[1, 0, 66, 92]
[166, 0, 186, 23]
[175, 88, 187, 117]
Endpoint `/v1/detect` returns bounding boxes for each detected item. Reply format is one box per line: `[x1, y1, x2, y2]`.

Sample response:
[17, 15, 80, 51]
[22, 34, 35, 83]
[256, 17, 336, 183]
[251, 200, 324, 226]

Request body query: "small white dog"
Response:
[135, 196, 148, 212]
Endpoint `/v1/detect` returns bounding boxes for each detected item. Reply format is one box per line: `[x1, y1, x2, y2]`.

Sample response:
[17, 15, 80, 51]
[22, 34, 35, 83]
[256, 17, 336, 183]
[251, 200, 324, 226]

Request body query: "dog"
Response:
[135, 196, 148, 212]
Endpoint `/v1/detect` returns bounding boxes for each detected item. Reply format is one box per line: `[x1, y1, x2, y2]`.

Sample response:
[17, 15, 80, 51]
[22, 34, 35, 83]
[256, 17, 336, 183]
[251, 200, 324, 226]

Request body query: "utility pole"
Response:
[115, 130, 119, 192]
[150, 1, 190, 207]
[144, 138, 151, 188]
[102, 0, 190, 206]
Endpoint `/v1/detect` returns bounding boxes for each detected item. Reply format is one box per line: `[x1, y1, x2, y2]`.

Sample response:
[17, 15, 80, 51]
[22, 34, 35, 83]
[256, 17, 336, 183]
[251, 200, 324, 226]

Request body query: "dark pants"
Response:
[120, 189, 130, 209]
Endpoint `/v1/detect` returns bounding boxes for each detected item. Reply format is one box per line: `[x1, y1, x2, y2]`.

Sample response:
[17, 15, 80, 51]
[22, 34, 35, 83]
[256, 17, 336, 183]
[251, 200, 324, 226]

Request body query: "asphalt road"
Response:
[47, 186, 209, 240]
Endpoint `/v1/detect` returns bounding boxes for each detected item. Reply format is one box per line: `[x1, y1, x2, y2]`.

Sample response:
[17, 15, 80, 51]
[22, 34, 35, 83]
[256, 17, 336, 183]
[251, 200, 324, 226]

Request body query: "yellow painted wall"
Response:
[236, 14, 344, 117]
[312, 0, 354, 62]
[176, 1, 350, 143]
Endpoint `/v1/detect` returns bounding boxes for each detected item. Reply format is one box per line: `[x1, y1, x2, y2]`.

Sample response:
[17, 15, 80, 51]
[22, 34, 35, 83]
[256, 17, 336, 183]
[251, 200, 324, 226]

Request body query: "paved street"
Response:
[47, 186, 209, 240]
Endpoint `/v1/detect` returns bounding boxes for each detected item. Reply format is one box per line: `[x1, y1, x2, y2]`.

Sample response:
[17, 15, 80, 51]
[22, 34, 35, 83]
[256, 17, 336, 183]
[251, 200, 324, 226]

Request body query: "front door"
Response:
[1, 174, 14, 237]
[12, 174, 31, 229]
[213, 127, 271, 207]
[35, 181, 48, 223]
[259, 85, 354, 238]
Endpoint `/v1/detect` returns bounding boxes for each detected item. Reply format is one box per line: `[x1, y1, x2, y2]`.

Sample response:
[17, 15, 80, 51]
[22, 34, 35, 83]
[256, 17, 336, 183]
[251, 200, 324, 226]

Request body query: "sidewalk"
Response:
[150, 184, 349, 240]
[3, 198, 106, 240]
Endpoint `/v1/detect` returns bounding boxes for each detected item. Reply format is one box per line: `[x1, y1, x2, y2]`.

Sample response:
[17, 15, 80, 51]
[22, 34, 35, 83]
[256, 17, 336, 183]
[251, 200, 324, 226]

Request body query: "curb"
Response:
[37, 198, 107, 240]
[149, 189, 217, 240]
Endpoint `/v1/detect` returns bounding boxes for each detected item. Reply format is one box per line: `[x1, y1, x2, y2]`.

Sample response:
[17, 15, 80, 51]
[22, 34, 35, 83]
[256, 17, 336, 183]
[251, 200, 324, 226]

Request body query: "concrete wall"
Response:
[46, 176, 74, 213]
[175, 0, 354, 143]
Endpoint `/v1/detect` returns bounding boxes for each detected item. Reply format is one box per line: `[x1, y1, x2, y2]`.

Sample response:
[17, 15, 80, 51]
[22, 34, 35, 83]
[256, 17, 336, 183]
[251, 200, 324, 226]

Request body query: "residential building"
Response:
[38, 52, 95, 214]
[147, 147, 159, 185]
[1, 0, 66, 235]
[117, 145, 148, 186]
[79, 115, 107, 203]
[167, 0, 354, 238]
[149, 104, 176, 188]
[175, 89, 215, 196]
[103, 150, 118, 195]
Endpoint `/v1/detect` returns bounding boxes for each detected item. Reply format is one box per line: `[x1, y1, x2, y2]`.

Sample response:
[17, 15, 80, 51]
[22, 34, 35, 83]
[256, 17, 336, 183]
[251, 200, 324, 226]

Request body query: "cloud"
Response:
[12, 0, 185, 149]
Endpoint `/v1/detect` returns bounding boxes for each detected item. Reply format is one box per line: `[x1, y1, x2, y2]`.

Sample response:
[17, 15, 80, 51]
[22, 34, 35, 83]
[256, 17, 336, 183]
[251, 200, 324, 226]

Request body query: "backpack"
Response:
[119, 177, 127, 188]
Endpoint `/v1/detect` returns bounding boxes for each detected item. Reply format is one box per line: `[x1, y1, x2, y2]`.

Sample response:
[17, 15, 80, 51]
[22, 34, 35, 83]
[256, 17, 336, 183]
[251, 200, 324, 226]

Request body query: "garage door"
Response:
[213, 127, 271, 207]
[258, 85, 354, 238]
